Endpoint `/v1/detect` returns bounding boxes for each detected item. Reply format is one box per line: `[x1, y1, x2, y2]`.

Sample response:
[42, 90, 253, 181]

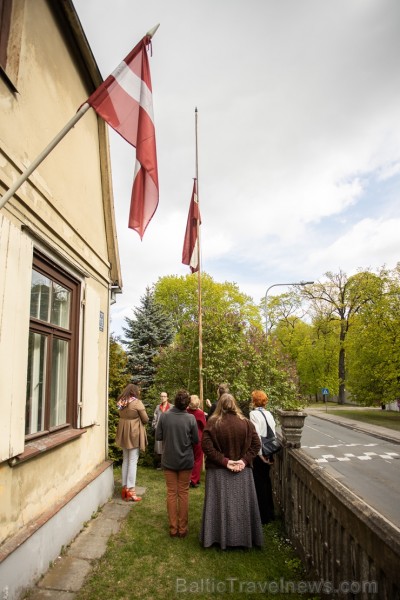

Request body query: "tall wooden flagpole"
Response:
[195, 107, 203, 407]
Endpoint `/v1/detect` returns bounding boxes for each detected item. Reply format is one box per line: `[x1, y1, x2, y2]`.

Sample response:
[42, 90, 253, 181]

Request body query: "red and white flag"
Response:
[182, 180, 201, 273]
[87, 36, 158, 239]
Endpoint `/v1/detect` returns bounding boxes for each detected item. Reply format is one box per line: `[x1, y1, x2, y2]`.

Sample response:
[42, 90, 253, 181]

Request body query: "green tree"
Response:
[108, 334, 130, 463]
[122, 286, 174, 398]
[346, 265, 400, 406]
[299, 270, 381, 404]
[151, 273, 300, 413]
[153, 273, 261, 400]
[273, 315, 339, 400]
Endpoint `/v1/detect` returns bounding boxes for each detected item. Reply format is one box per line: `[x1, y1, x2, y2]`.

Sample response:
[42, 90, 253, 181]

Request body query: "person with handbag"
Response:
[249, 389, 276, 524]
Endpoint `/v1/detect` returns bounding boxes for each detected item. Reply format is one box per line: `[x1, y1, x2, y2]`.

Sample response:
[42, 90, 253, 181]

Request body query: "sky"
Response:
[73, 0, 400, 338]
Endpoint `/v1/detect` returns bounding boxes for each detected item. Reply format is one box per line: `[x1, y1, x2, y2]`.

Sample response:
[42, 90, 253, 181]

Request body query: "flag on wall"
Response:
[87, 35, 158, 239]
[182, 179, 201, 273]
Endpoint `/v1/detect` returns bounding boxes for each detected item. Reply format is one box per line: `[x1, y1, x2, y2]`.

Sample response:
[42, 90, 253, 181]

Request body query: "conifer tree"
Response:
[122, 286, 174, 397]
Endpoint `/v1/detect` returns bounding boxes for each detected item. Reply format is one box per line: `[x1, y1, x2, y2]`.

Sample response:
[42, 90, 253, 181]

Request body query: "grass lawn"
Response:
[327, 409, 400, 431]
[76, 466, 322, 600]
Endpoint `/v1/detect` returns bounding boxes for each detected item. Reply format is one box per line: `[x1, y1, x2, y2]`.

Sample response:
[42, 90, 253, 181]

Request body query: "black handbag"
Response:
[258, 408, 282, 458]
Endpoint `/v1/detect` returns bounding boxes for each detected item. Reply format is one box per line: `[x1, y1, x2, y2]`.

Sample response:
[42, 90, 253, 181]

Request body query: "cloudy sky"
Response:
[73, 0, 400, 337]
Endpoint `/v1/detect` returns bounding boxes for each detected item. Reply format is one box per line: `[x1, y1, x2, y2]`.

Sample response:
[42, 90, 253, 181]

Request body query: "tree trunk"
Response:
[338, 320, 346, 405]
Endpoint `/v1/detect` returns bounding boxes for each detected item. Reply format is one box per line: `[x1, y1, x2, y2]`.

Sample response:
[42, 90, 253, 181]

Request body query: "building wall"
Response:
[0, 0, 120, 557]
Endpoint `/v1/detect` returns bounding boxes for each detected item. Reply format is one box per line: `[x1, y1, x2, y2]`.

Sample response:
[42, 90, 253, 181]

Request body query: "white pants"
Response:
[122, 447, 140, 489]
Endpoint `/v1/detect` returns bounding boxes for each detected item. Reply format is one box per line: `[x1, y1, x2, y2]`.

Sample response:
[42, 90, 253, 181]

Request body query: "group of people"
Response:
[115, 382, 276, 548]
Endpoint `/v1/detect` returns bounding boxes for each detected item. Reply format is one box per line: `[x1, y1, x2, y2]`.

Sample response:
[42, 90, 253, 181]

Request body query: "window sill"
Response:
[8, 428, 87, 466]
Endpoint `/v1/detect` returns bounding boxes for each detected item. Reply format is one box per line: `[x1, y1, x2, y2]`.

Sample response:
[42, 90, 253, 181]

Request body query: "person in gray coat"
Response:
[156, 389, 198, 538]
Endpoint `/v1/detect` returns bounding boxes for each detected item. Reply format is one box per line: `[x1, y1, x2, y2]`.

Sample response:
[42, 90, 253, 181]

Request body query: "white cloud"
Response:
[72, 0, 400, 336]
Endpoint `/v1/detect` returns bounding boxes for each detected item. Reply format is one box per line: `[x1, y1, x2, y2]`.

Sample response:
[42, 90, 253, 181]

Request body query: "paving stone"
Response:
[95, 502, 130, 521]
[80, 516, 121, 538]
[37, 557, 91, 592]
[67, 532, 108, 560]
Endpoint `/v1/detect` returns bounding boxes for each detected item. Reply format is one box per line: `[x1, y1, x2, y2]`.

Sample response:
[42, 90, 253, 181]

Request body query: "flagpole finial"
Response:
[146, 24, 160, 38]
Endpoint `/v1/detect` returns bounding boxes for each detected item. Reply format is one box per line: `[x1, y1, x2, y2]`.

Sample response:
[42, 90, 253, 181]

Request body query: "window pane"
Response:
[51, 282, 70, 328]
[50, 338, 68, 427]
[25, 332, 47, 435]
[30, 270, 51, 322]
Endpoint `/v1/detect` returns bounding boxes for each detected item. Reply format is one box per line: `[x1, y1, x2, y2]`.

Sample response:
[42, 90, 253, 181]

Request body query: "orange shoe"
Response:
[121, 486, 127, 500]
[125, 489, 142, 502]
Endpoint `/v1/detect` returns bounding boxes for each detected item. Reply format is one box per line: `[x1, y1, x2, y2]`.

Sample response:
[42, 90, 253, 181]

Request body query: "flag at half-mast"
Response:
[182, 179, 201, 273]
[87, 34, 158, 239]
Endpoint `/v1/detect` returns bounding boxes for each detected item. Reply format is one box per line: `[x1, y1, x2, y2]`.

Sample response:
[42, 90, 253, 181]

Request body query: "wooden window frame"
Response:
[25, 251, 81, 441]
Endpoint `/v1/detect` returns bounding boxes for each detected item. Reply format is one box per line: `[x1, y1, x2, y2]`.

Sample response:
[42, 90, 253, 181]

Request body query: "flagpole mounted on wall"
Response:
[0, 25, 160, 229]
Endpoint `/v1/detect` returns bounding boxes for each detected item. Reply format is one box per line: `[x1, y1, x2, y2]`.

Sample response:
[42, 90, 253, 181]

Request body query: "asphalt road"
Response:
[300, 415, 400, 527]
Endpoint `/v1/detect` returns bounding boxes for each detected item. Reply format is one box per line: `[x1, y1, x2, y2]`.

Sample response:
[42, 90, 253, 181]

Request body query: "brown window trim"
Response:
[8, 427, 88, 466]
[28, 251, 81, 434]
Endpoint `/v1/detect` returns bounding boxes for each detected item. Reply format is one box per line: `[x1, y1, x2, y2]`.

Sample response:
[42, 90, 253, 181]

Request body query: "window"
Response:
[25, 252, 80, 438]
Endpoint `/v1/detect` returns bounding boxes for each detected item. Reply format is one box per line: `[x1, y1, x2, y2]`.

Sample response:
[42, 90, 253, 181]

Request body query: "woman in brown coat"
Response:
[115, 383, 149, 502]
[200, 393, 263, 549]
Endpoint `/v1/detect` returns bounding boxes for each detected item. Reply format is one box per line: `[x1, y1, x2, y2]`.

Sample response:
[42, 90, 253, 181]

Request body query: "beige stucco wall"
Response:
[0, 0, 109, 258]
[0, 0, 119, 545]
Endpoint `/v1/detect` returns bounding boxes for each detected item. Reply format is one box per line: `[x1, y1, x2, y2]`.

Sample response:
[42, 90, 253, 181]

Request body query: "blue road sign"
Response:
[322, 388, 329, 395]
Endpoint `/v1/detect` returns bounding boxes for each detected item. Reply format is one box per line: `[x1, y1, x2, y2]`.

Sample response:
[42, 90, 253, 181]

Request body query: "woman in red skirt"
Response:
[187, 395, 206, 488]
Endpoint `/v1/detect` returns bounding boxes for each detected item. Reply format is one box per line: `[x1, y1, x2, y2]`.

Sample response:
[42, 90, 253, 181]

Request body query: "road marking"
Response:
[311, 451, 398, 463]
[303, 443, 378, 449]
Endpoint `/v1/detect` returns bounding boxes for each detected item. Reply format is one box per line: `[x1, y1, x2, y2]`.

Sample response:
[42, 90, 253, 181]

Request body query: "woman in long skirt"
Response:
[200, 393, 263, 549]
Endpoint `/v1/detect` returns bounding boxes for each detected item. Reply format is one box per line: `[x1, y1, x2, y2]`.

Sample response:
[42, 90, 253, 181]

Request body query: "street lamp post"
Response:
[265, 280, 314, 337]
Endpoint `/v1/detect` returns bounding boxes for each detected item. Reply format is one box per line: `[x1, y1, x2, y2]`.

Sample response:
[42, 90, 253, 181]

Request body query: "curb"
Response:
[305, 410, 400, 445]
